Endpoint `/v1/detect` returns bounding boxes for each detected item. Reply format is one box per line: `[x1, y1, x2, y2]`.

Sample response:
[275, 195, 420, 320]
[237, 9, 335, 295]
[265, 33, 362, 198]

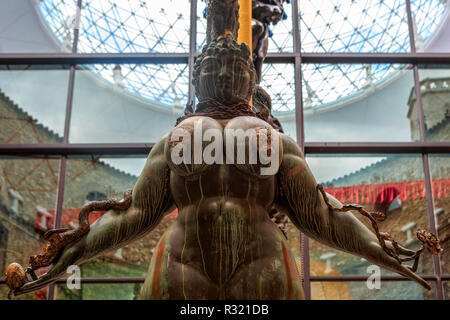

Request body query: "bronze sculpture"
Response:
[5, 0, 441, 299]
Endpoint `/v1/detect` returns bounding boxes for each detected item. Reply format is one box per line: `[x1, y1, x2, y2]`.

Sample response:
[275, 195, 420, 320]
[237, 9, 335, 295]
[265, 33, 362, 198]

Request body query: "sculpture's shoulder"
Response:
[149, 134, 170, 159]
[279, 133, 304, 158]
[277, 133, 312, 184]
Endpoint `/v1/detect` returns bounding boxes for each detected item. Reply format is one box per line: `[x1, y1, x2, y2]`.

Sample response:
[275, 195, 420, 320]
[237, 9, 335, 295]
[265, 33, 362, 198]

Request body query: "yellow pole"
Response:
[238, 0, 253, 106]
[238, 0, 252, 55]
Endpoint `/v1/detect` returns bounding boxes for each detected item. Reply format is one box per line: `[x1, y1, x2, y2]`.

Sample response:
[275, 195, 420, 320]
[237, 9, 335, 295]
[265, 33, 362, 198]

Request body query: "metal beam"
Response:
[0, 142, 448, 156]
[304, 142, 450, 154]
[3, 53, 450, 65]
[0, 144, 154, 155]
[310, 275, 441, 282]
[188, 0, 198, 106]
[0, 53, 295, 65]
[301, 53, 450, 64]
[0, 53, 190, 65]
[2, 274, 449, 285]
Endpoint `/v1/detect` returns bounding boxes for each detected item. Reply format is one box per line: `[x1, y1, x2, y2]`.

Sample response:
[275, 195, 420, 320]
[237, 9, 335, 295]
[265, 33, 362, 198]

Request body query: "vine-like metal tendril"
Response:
[317, 184, 442, 272]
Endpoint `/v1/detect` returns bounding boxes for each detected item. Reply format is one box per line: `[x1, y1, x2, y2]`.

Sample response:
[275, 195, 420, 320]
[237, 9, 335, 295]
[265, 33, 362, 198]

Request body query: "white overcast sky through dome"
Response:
[22, 0, 448, 181]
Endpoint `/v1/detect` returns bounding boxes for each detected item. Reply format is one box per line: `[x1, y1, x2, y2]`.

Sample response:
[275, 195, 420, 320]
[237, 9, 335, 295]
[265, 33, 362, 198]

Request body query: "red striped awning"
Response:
[324, 178, 449, 205]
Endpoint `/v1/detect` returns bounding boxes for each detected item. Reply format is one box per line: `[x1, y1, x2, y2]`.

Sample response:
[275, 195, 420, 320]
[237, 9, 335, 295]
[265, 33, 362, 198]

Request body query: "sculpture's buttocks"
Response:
[164, 115, 283, 178]
[161, 116, 288, 289]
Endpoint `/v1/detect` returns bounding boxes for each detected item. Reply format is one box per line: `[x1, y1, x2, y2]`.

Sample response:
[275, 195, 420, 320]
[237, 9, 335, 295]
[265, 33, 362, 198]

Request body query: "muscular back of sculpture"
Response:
[5, 0, 441, 299]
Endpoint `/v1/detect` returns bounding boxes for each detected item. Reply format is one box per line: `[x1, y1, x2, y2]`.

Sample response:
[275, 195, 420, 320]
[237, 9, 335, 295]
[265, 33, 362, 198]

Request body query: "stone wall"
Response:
[0, 89, 62, 144]
[408, 77, 450, 142]
[324, 154, 448, 188]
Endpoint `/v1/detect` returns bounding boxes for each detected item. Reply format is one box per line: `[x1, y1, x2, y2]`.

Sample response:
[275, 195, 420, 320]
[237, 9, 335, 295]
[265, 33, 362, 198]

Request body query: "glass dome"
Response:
[299, 0, 448, 113]
[38, 0, 448, 114]
[300, 0, 446, 53]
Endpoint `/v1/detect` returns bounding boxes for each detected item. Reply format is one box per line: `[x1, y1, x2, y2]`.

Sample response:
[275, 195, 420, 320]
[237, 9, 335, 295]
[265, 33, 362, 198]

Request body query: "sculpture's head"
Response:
[193, 35, 256, 105]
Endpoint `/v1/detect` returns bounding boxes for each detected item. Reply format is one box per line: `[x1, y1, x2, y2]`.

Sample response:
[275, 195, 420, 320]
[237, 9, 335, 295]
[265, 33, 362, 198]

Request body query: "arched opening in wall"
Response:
[374, 187, 401, 215]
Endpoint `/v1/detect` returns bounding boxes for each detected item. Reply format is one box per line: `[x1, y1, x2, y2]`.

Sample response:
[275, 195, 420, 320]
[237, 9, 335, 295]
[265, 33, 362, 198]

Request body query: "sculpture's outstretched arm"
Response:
[14, 136, 174, 296]
[274, 134, 432, 290]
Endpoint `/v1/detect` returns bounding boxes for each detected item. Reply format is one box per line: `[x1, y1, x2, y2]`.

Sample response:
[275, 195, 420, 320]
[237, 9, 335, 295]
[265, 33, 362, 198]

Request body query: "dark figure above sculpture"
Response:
[5, 0, 441, 300]
[252, 0, 286, 83]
